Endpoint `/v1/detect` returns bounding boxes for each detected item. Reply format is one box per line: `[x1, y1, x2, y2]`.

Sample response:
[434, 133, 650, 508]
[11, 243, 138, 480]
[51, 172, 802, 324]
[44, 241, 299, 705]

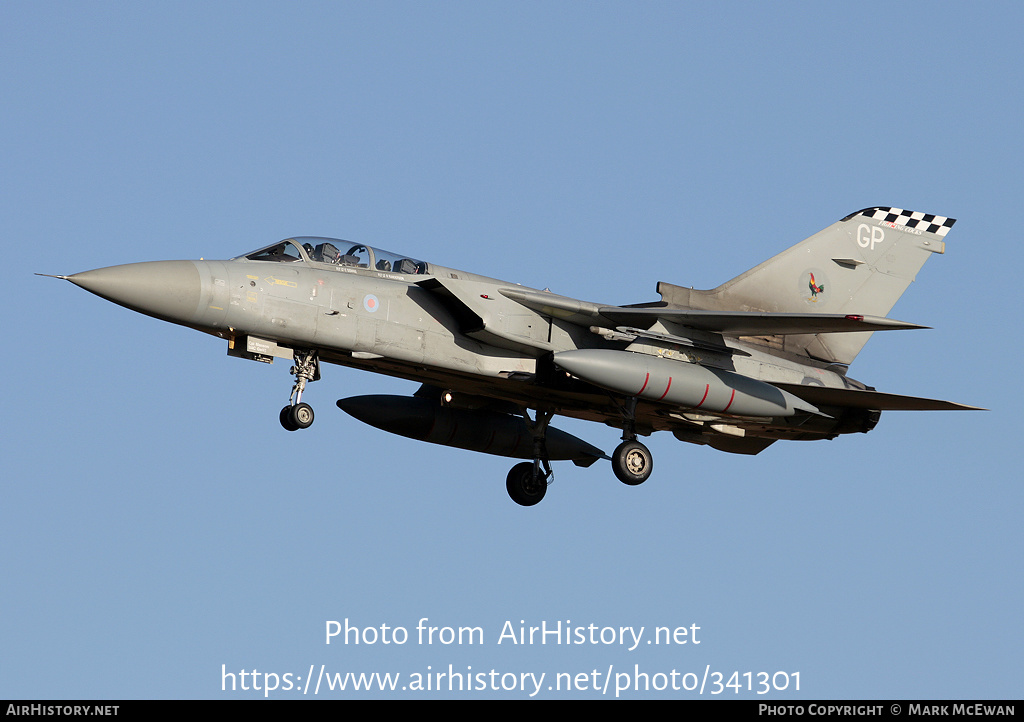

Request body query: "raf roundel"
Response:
[363, 294, 380, 313]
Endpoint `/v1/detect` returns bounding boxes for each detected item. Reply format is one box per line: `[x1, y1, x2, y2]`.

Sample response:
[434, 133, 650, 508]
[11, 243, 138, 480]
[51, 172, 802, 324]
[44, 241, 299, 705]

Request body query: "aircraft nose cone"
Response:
[68, 261, 202, 324]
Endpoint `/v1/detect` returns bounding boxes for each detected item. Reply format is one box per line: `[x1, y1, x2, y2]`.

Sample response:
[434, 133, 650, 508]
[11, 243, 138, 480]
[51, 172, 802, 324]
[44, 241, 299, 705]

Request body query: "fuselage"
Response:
[51, 207, 979, 505]
[65, 237, 872, 445]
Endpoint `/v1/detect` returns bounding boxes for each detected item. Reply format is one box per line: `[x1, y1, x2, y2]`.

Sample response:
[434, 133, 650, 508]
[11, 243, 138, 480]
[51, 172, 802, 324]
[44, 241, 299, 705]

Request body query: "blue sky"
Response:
[2, 1, 1020, 699]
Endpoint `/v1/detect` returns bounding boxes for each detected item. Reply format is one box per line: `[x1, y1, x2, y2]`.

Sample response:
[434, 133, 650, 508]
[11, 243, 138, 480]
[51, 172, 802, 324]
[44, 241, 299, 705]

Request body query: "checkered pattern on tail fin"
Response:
[849, 207, 956, 237]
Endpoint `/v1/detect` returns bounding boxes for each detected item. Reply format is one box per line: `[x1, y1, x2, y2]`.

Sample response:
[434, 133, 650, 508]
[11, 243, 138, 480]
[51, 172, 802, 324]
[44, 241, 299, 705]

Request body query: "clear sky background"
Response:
[2, 1, 1020, 700]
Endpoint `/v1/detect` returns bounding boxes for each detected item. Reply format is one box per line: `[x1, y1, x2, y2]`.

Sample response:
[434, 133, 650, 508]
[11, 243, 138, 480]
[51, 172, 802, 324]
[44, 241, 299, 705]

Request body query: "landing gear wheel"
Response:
[290, 402, 315, 429]
[506, 462, 547, 506]
[612, 440, 653, 486]
[280, 405, 299, 431]
[279, 349, 320, 431]
[280, 403, 314, 431]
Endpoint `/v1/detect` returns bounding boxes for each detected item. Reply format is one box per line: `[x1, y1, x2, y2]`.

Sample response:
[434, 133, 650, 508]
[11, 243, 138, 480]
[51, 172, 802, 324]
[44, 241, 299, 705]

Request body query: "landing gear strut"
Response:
[612, 397, 653, 485]
[280, 349, 320, 431]
[505, 408, 554, 506]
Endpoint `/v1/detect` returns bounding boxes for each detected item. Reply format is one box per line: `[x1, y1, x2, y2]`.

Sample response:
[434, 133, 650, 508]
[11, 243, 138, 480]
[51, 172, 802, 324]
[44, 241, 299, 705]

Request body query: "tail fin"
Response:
[657, 207, 955, 366]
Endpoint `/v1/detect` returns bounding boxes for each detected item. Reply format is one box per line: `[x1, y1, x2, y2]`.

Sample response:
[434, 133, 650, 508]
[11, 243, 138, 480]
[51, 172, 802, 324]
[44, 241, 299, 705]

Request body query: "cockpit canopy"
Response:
[237, 237, 428, 275]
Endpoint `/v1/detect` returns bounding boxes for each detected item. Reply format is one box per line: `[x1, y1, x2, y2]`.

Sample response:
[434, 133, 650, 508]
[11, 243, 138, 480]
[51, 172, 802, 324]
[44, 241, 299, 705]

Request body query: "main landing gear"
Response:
[612, 397, 653, 486]
[280, 349, 320, 432]
[502, 402, 653, 505]
[505, 409, 555, 507]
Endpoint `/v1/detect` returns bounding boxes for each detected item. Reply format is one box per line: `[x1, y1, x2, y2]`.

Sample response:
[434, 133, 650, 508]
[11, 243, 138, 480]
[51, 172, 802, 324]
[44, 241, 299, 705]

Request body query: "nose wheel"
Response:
[280, 402, 315, 431]
[279, 349, 319, 431]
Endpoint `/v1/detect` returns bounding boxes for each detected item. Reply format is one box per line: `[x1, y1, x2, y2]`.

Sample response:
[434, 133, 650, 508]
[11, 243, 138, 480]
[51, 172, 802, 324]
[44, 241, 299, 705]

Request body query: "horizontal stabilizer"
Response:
[771, 383, 985, 411]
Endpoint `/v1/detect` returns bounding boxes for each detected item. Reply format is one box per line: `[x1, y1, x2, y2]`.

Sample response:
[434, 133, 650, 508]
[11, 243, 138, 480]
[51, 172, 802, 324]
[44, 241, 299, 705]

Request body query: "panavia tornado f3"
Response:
[43, 207, 982, 506]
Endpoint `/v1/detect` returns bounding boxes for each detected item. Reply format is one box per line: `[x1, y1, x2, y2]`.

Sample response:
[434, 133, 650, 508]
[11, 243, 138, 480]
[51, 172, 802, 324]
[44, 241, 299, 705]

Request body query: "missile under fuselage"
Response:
[553, 349, 822, 418]
[337, 395, 606, 466]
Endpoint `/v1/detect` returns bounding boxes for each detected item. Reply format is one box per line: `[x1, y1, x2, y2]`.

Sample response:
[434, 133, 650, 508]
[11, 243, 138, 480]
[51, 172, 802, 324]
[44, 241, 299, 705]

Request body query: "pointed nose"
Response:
[68, 261, 202, 324]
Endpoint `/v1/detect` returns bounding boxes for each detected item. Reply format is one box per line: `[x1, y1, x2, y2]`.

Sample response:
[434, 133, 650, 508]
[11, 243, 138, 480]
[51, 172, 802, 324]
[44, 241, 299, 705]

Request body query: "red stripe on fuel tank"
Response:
[658, 376, 673, 400]
[722, 388, 737, 413]
[695, 384, 710, 408]
[637, 372, 650, 395]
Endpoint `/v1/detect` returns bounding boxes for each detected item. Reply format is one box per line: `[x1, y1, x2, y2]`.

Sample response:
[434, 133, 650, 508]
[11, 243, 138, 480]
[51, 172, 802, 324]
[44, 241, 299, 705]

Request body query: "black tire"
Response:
[280, 405, 299, 431]
[612, 440, 653, 486]
[506, 462, 547, 506]
[290, 402, 315, 429]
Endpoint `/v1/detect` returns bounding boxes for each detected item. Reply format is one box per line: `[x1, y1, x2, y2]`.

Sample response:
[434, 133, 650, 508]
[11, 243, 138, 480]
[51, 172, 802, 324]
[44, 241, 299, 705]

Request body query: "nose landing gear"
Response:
[280, 349, 320, 431]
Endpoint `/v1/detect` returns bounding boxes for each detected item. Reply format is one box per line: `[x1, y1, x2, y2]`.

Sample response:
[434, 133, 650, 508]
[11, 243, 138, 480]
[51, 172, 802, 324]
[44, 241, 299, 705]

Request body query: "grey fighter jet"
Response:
[43, 207, 981, 506]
